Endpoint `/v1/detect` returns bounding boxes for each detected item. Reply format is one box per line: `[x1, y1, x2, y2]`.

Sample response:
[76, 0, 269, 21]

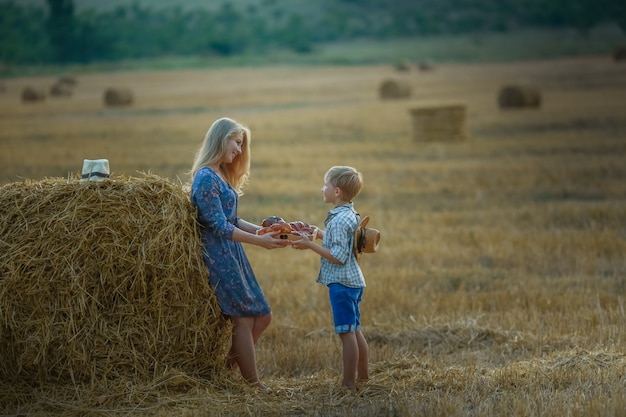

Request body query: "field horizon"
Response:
[1, 54, 625, 416]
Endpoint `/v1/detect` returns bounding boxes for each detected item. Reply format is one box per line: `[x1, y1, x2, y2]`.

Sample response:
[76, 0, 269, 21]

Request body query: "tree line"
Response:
[1, 0, 624, 65]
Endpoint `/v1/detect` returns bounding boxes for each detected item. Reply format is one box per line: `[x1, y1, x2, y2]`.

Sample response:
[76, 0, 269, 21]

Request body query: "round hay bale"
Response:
[613, 46, 626, 62]
[497, 85, 542, 109]
[0, 175, 229, 385]
[50, 81, 73, 97]
[408, 103, 467, 142]
[379, 79, 411, 99]
[417, 61, 434, 72]
[394, 60, 412, 72]
[58, 75, 78, 86]
[21, 86, 45, 103]
[104, 87, 133, 106]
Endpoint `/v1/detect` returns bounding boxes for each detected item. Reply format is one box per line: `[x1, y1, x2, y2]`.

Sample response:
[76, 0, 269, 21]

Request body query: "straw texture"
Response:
[0, 174, 230, 386]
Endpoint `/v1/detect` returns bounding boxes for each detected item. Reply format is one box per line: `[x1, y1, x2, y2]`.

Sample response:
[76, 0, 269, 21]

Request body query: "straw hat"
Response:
[80, 159, 110, 182]
[354, 215, 380, 259]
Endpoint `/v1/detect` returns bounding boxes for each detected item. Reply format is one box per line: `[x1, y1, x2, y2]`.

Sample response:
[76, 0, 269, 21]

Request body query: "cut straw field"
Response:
[1, 55, 626, 416]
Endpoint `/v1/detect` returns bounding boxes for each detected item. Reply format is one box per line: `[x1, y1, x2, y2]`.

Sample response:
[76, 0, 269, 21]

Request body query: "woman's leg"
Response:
[252, 312, 272, 344]
[230, 316, 270, 390]
[230, 317, 259, 383]
[226, 343, 238, 370]
[227, 313, 272, 370]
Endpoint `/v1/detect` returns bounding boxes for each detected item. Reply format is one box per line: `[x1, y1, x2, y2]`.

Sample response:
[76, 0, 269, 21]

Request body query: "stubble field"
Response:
[1, 55, 625, 416]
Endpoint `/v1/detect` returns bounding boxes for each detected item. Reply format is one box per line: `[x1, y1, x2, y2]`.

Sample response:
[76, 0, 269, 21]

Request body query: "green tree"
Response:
[279, 14, 314, 53]
[0, 3, 51, 64]
[46, 0, 75, 62]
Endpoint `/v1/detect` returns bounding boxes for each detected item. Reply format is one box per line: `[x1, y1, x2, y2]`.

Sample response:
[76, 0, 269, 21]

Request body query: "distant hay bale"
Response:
[58, 75, 78, 86]
[104, 87, 133, 106]
[21, 86, 45, 103]
[417, 61, 434, 72]
[379, 79, 411, 99]
[613, 46, 626, 62]
[409, 103, 467, 142]
[394, 60, 412, 72]
[497, 85, 542, 109]
[50, 81, 73, 97]
[0, 175, 230, 385]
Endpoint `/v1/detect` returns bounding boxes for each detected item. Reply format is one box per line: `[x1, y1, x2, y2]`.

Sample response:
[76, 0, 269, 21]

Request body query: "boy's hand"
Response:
[291, 237, 313, 250]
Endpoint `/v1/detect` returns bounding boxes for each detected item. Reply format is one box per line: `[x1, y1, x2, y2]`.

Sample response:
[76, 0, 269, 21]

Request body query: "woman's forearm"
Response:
[237, 218, 261, 234]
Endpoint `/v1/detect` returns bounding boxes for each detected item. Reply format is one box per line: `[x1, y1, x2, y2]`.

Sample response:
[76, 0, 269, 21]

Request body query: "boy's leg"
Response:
[356, 330, 369, 382]
[329, 284, 366, 390]
[339, 332, 359, 390]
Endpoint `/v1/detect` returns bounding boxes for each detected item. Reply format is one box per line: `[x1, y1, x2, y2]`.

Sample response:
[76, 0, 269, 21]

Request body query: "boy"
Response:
[292, 165, 369, 391]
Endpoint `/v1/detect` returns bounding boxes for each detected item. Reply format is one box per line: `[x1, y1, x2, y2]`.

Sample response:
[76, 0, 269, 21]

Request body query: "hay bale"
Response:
[49, 81, 73, 97]
[104, 87, 133, 106]
[394, 60, 412, 72]
[58, 75, 78, 86]
[0, 175, 229, 385]
[379, 79, 411, 99]
[417, 61, 434, 72]
[409, 103, 467, 142]
[21, 86, 45, 103]
[497, 85, 542, 109]
[613, 46, 626, 62]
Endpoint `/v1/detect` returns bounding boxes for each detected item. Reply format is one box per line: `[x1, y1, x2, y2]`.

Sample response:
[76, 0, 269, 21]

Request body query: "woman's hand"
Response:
[232, 227, 289, 249]
[258, 231, 291, 249]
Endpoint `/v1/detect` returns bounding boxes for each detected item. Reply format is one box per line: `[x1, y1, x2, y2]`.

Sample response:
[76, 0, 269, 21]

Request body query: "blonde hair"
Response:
[324, 166, 363, 201]
[190, 117, 251, 194]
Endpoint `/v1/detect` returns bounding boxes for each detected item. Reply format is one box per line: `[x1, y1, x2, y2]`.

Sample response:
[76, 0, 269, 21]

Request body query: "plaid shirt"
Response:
[316, 203, 366, 288]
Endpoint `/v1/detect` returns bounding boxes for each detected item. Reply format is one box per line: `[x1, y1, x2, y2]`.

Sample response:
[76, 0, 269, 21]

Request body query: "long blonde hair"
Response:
[190, 117, 251, 194]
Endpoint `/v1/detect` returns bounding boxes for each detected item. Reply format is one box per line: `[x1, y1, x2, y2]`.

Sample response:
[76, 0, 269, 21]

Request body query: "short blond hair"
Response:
[324, 166, 363, 201]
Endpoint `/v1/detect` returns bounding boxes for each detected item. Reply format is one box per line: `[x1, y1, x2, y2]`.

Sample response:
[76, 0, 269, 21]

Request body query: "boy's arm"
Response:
[291, 238, 342, 264]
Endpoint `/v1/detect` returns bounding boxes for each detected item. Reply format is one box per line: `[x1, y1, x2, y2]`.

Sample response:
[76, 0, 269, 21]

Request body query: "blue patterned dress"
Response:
[190, 167, 271, 317]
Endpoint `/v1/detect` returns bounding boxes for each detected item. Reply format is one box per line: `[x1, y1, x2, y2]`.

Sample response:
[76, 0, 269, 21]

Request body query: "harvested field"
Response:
[0, 55, 625, 416]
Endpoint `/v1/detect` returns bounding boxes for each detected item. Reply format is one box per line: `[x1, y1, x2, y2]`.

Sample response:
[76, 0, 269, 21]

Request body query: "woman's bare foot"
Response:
[341, 382, 358, 392]
[255, 382, 272, 393]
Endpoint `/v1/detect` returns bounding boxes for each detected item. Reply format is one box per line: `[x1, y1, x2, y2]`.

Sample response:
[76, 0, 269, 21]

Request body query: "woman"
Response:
[190, 117, 288, 392]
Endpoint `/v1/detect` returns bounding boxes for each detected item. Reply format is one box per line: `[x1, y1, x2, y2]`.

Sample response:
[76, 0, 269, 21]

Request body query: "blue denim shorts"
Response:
[328, 283, 363, 334]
